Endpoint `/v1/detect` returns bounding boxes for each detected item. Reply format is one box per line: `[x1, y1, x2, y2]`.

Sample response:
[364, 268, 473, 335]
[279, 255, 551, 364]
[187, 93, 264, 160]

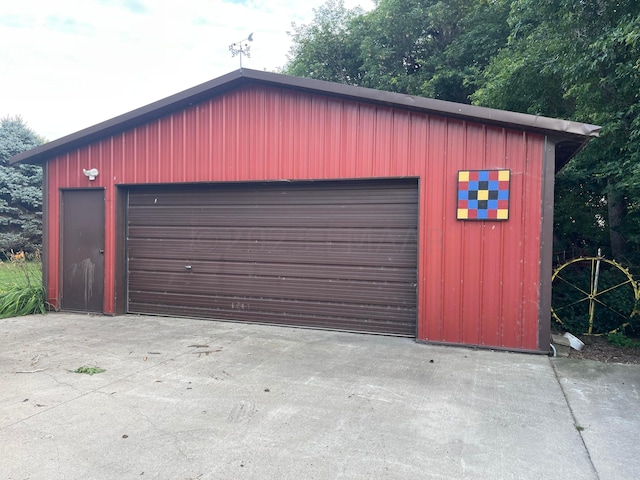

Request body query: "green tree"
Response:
[566, 10, 640, 260]
[285, 0, 364, 84]
[473, 0, 640, 262]
[0, 116, 44, 256]
[355, 0, 510, 101]
[426, 0, 511, 101]
[470, 0, 575, 118]
[283, 0, 511, 103]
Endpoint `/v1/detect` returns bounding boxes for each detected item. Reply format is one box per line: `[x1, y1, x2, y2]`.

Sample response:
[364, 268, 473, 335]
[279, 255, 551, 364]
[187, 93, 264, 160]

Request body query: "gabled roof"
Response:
[10, 68, 600, 169]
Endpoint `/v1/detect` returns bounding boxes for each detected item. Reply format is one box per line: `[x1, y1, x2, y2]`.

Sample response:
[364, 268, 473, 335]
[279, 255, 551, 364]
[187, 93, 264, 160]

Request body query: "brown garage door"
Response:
[127, 179, 417, 336]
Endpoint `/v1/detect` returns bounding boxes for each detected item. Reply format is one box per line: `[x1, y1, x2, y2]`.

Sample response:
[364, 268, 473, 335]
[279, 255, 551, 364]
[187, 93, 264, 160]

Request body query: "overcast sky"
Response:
[0, 0, 372, 141]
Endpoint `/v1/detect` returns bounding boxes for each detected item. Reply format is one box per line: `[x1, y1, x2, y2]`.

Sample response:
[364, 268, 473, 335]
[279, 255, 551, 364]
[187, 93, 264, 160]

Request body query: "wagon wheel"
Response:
[551, 254, 640, 335]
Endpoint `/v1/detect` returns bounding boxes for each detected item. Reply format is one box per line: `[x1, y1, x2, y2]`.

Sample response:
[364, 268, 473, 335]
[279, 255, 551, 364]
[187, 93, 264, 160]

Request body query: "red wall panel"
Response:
[43, 84, 548, 351]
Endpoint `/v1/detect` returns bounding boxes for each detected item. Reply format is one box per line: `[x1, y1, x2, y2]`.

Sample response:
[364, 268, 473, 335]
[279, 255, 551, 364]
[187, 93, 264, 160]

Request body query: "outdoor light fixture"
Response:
[83, 168, 99, 181]
[229, 32, 253, 68]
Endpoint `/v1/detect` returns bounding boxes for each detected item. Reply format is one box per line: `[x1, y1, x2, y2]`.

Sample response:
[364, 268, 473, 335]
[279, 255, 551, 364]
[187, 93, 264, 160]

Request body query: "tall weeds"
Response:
[0, 250, 47, 319]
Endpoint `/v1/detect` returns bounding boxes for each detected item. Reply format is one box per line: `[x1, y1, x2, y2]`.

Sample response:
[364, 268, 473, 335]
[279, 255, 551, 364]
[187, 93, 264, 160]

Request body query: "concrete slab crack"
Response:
[550, 358, 600, 480]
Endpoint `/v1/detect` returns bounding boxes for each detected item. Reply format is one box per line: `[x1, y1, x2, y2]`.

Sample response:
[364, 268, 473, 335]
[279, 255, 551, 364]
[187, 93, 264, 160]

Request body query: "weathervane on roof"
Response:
[229, 33, 253, 68]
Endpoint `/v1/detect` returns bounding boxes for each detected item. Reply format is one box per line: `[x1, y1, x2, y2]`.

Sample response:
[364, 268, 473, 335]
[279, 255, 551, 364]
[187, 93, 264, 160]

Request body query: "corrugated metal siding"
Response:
[127, 180, 417, 335]
[43, 83, 545, 350]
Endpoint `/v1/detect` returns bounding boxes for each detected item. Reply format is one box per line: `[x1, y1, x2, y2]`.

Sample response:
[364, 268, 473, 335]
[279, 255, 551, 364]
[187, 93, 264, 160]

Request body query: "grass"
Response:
[73, 365, 106, 375]
[0, 252, 46, 318]
[0, 261, 42, 291]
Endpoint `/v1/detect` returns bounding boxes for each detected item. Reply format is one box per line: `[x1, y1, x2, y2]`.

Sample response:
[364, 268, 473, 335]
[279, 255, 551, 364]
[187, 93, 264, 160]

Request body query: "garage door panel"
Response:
[127, 179, 417, 336]
[128, 226, 417, 244]
[128, 258, 414, 283]
[128, 185, 416, 207]
[127, 205, 417, 229]
[129, 291, 416, 324]
[128, 271, 416, 306]
[132, 303, 413, 335]
[130, 302, 415, 336]
[128, 238, 416, 268]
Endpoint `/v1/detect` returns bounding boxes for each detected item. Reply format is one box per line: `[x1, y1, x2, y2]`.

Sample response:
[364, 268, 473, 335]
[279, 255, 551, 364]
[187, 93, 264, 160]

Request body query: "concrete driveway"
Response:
[1, 313, 639, 479]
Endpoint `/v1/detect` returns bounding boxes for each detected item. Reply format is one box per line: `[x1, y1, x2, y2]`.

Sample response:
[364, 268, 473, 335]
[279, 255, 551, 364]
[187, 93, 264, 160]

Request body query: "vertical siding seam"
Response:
[207, 99, 213, 179]
[416, 114, 427, 339]
[353, 104, 364, 177]
[221, 97, 226, 181]
[145, 125, 151, 181]
[335, 99, 342, 178]
[178, 112, 183, 181]
[437, 118, 445, 340]
[384, 108, 390, 176]
[134, 128, 139, 181]
[479, 124, 486, 345]
[339, 100, 345, 178]
[355, 104, 361, 177]
[518, 132, 527, 345]
[362, 106, 370, 177]
[273, 90, 279, 178]
[183, 110, 188, 181]
[278, 92, 284, 179]
[253, 88, 259, 180]
[119, 130, 125, 184]
[416, 118, 423, 338]
[194, 104, 199, 182]
[109, 137, 114, 187]
[157, 122, 163, 182]
[64, 152, 69, 186]
[249, 89, 255, 179]
[320, 96, 327, 178]
[393, 111, 399, 174]
[239, 90, 244, 180]
[168, 115, 174, 181]
[394, 112, 401, 174]
[497, 128, 507, 346]
[459, 122, 467, 343]
[293, 94, 298, 178]
[304, 94, 310, 178]
[432, 115, 448, 341]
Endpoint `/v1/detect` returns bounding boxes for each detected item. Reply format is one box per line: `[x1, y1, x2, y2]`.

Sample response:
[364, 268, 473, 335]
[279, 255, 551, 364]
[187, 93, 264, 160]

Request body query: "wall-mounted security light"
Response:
[83, 168, 99, 181]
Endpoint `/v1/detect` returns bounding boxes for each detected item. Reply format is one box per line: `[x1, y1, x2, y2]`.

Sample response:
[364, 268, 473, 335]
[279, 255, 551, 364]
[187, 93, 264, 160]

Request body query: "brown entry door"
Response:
[61, 189, 105, 312]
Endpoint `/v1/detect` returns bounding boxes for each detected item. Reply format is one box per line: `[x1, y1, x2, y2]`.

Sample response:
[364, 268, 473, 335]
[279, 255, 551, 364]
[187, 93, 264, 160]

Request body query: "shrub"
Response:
[607, 331, 640, 349]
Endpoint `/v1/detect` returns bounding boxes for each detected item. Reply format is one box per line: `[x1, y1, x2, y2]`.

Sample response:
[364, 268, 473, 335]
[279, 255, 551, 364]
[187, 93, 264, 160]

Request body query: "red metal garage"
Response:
[10, 69, 599, 352]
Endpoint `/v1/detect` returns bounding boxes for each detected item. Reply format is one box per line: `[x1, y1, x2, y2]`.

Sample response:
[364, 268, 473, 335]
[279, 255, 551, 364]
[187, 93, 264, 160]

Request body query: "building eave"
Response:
[9, 68, 600, 166]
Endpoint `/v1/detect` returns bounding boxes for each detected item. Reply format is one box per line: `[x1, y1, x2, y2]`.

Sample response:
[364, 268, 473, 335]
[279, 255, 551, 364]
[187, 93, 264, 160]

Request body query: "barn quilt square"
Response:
[457, 169, 510, 220]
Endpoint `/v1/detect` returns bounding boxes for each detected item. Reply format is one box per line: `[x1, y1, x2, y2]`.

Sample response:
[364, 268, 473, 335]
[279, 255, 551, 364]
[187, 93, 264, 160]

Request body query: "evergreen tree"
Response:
[0, 116, 44, 256]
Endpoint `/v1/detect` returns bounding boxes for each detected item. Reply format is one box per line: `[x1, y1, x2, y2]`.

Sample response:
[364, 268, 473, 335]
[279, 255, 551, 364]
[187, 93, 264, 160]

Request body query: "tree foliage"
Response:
[284, 0, 640, 264]
[474, 0, 640, 261]
[0, 116, 44, 256]
[284, 0, 511, 102]
[285, 0, 364, 84]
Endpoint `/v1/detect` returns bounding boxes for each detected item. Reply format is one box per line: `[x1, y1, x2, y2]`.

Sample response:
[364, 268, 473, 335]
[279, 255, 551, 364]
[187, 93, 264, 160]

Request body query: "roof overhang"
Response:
[9, 68, 600, 168]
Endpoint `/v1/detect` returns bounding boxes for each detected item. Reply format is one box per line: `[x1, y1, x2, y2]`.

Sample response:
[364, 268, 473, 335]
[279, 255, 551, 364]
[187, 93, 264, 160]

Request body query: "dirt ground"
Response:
[567, 335, 640, 364]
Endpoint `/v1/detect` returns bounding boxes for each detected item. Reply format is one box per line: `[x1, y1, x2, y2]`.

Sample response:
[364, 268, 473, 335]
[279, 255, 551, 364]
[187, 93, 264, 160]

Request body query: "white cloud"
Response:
[0, 0, 373, 140]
